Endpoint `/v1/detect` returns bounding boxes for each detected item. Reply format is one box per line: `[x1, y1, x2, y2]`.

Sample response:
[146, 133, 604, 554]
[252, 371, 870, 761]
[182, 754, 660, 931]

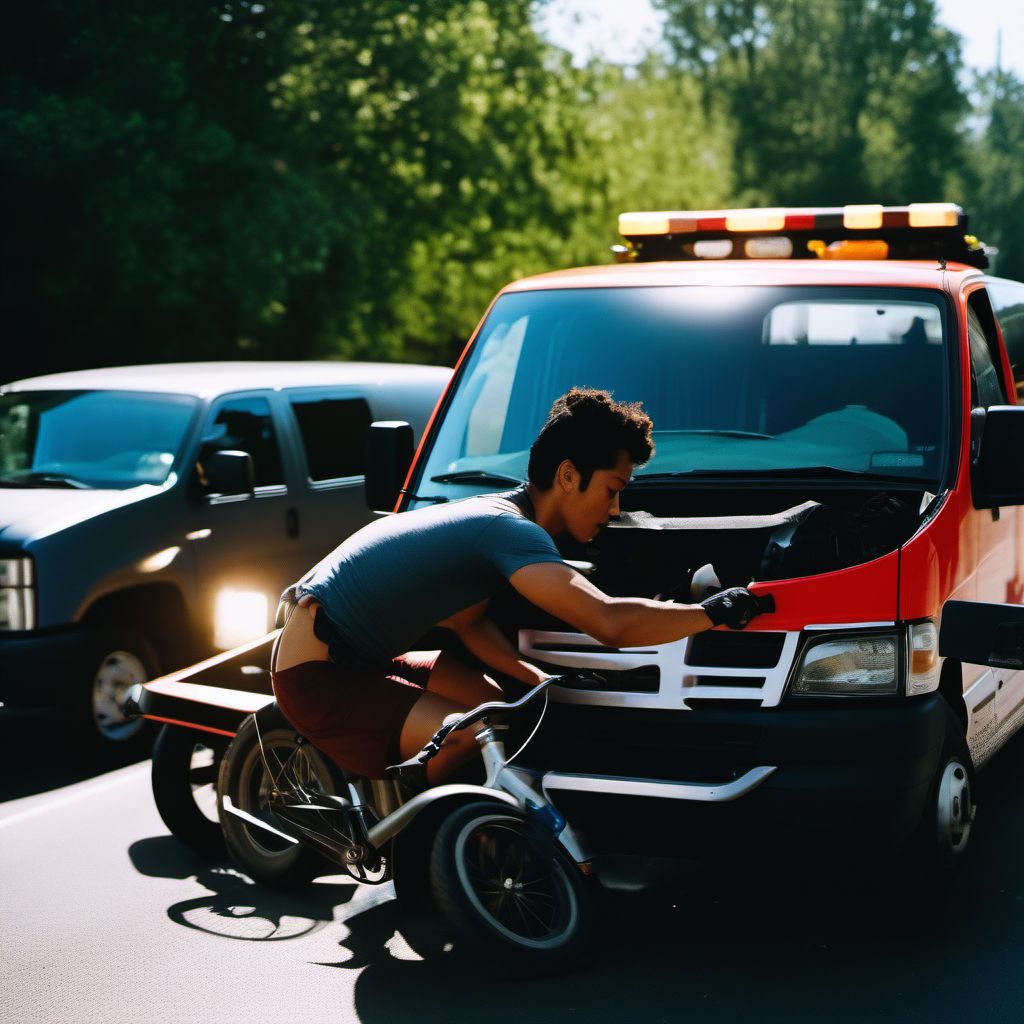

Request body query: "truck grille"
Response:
[519, 628, 800, 710]
[686, 631, 787, 668]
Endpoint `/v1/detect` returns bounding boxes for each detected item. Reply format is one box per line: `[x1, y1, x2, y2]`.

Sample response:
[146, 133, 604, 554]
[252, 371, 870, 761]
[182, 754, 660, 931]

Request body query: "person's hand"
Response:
[700, 587, 772, 629]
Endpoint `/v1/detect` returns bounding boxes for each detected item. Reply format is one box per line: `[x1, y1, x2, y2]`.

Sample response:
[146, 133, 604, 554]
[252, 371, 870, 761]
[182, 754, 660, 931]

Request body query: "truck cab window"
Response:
[988, 278, 1024, 401]
[289, 395, 372, 480]
[198, 396, 284, 488]
[967, 304, 1008, 410]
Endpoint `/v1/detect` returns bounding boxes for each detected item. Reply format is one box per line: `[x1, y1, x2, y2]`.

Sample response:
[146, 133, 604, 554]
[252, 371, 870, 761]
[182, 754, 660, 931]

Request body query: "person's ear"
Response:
[556, 459, 578, 494]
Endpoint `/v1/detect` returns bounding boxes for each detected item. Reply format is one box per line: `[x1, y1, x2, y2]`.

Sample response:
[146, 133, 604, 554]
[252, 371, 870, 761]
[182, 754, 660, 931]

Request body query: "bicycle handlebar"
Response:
[388, 673, 586, 774]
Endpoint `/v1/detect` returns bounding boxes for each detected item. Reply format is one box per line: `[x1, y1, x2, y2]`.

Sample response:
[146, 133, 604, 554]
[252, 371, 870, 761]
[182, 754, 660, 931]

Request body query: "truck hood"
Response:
[0, 485, 163, 546]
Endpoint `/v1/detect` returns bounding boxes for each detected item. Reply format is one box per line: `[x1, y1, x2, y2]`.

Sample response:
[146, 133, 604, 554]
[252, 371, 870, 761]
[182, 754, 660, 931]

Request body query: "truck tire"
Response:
[151, 724, 227, 858]
[62, 625, 159, 761]
[903, 701, 976, 887]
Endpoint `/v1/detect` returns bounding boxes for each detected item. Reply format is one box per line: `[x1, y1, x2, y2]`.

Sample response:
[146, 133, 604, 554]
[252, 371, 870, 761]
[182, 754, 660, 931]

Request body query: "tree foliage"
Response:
[1, 0, 1021, 381]
[968, 69, 1024, 281]
[656, 0, 966, 205]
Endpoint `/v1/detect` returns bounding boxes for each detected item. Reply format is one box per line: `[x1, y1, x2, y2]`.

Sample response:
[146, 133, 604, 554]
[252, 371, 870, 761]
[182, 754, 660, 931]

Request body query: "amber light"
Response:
[813, 239, 890, 261]
[912, 648, 938, 674]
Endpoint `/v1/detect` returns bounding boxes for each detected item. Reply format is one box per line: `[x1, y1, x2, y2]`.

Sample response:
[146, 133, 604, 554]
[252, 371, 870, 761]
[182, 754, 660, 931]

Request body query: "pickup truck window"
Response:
[199, 397, 284, 488]
[417, 285, 950, 491]
[289, 395, 372, 480]
[0, 390, 198, 489]
[988, 277, 1024, 400]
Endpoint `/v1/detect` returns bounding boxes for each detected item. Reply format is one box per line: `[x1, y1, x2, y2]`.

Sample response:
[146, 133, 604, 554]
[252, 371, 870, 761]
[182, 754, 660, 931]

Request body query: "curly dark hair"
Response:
[527, 387, 654, 490]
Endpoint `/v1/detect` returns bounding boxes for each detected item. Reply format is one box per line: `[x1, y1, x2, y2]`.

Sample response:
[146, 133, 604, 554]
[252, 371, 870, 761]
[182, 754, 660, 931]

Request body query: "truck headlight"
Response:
[0, 556, 36, 631]
[791, 633, 898, 696]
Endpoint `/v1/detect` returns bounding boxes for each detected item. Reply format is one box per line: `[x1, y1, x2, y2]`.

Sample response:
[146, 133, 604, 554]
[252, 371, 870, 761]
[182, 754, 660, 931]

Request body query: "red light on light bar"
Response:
[784, 214, 816, 231]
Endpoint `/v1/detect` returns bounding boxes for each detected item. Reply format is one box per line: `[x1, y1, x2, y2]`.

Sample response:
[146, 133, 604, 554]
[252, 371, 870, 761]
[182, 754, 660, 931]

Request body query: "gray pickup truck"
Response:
[0, 361, 449, 756]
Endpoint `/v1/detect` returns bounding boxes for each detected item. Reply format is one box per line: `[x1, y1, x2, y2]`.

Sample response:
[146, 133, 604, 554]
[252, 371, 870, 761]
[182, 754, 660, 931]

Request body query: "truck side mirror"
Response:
[972, 405, 1024, 509]
[365, 421, 414, 512]
[940, 600, 1024, 669]
[202, 450, 255, 497]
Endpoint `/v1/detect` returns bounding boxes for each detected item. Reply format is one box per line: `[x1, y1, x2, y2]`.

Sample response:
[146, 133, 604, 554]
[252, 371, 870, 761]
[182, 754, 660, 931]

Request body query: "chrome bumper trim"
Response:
[541, 765, 777, 803]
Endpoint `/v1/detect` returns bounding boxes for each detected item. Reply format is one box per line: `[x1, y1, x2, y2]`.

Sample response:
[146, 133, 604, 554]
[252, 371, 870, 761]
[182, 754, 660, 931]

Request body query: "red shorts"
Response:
[271, 651, 439, 779]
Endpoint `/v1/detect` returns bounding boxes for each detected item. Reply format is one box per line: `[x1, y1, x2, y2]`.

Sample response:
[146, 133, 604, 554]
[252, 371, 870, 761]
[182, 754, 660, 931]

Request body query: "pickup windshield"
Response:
[0, 390, 199, 489]
[415, 285, 949, 496]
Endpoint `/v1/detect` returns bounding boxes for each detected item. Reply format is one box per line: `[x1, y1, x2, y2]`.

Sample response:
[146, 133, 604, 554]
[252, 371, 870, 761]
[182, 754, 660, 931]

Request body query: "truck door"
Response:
[188, 393, 299, 649]
[283, 388, 376, 572]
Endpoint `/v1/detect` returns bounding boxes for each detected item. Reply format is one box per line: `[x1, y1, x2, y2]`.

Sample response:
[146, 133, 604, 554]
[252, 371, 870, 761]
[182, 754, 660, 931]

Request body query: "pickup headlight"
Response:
[791, 632, 899, 696]
[0, 556, 35, 631]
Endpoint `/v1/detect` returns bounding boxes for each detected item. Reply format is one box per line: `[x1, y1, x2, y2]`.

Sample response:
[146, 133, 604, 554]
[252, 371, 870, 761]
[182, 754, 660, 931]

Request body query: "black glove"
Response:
[701, 587, 771, 629]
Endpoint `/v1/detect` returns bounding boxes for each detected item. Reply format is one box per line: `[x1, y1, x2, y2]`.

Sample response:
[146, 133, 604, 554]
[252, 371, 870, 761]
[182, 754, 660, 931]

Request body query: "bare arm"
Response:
[440, 601, 548, 686]
[509, 562, 712, 649]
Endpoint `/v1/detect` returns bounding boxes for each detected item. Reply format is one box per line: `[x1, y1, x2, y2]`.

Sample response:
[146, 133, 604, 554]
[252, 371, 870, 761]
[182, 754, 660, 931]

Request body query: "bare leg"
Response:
[399, 690, 480, 784]
[422, 651, 504, 707]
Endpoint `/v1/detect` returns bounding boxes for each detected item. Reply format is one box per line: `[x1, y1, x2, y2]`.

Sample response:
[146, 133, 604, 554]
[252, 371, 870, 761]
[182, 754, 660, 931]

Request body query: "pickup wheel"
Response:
[151, 725, 227, 858]
[62, 626, 159, 760]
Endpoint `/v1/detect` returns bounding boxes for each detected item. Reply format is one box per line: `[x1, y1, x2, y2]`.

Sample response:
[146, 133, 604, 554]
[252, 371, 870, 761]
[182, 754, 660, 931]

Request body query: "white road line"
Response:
[0, 762, 150, 830]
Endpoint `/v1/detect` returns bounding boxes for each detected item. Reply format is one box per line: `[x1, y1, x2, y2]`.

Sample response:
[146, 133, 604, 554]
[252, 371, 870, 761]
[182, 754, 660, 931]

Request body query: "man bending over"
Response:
[272, 387, 767, 783]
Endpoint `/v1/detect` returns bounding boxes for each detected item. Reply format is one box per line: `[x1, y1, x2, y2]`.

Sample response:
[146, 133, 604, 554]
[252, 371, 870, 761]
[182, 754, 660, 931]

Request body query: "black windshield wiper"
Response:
[430, 470, 523, 486]
[0, 472, 92, 489]
[633, 466, 930, 485]
[666, 429, 773, 440]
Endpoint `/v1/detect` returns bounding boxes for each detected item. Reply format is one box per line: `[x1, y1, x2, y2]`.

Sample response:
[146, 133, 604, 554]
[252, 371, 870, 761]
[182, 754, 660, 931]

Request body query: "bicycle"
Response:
[216, 673, 596, 969]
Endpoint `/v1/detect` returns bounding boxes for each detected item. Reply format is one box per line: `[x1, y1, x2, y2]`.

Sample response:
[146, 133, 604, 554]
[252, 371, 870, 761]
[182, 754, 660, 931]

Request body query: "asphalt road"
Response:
[3, 721, 1024, 1024]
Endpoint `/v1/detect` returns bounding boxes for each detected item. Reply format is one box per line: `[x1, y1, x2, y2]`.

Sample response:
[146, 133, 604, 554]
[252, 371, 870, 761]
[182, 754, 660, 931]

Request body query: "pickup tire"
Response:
[151, 724, 228, 858]
[62, 625, 159, 761]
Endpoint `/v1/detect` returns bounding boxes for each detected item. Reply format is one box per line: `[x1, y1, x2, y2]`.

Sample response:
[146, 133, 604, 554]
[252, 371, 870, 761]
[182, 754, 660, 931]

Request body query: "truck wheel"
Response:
[430, 801, 592, 970]
[151, 724, 227, 858]
[63, 626, 159, 760]
[217, 710, 334, 887]
[906, 703, 976, 881]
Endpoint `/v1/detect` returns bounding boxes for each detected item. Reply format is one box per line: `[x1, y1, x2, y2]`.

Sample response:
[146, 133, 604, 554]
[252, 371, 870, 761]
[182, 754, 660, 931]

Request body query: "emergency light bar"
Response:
[616, 203, 989, 268]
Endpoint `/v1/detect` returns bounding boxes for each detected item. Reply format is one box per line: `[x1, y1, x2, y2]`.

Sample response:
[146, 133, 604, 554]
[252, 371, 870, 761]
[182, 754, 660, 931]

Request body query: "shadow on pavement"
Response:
[0, 709, 151, 801]
[124, 730, 1024, 1024]
[130, 835, 360, 942]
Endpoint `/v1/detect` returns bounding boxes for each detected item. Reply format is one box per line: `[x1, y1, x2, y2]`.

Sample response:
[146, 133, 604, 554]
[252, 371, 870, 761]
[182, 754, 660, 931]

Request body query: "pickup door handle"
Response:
[286, 507, 300, 539]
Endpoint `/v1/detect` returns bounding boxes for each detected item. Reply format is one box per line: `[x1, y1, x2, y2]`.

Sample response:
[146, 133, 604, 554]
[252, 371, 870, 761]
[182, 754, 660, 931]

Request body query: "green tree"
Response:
[388, 58, 736, 363]
[1, 2, 332, 379]
[967, 69, 1024, 281]
[2, 1, 625, 376]
[655, 0, 967, 205]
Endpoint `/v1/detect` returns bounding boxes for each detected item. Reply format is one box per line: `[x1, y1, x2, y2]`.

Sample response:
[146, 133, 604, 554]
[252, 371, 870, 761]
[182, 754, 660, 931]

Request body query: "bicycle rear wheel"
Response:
[217, 708, 335, 887]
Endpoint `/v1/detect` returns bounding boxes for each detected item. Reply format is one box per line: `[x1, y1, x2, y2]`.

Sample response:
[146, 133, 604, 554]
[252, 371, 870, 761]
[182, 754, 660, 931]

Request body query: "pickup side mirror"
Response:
[972, 405, 1024, 509]
[940, 600, 1024, 669]
[202, 449, 255, 497]
[365, 421, 414, 512]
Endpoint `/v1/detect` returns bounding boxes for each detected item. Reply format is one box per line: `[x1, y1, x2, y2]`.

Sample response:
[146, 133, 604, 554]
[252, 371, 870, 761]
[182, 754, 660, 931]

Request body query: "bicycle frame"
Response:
[224, 701, 591, 872]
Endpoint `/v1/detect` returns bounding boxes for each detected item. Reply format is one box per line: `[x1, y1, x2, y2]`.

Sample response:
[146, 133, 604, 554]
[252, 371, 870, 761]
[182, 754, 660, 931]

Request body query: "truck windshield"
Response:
[0, 390, 199, 489]
[416, 285, 949, 495]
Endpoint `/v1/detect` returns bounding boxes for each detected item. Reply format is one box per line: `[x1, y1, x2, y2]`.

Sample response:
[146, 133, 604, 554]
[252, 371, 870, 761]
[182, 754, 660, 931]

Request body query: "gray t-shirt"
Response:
[288, 492, 564, 666]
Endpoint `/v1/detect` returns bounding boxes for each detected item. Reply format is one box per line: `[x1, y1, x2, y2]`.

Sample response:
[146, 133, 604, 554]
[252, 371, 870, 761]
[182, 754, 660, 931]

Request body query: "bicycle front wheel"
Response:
[430, 801, 592, 970]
